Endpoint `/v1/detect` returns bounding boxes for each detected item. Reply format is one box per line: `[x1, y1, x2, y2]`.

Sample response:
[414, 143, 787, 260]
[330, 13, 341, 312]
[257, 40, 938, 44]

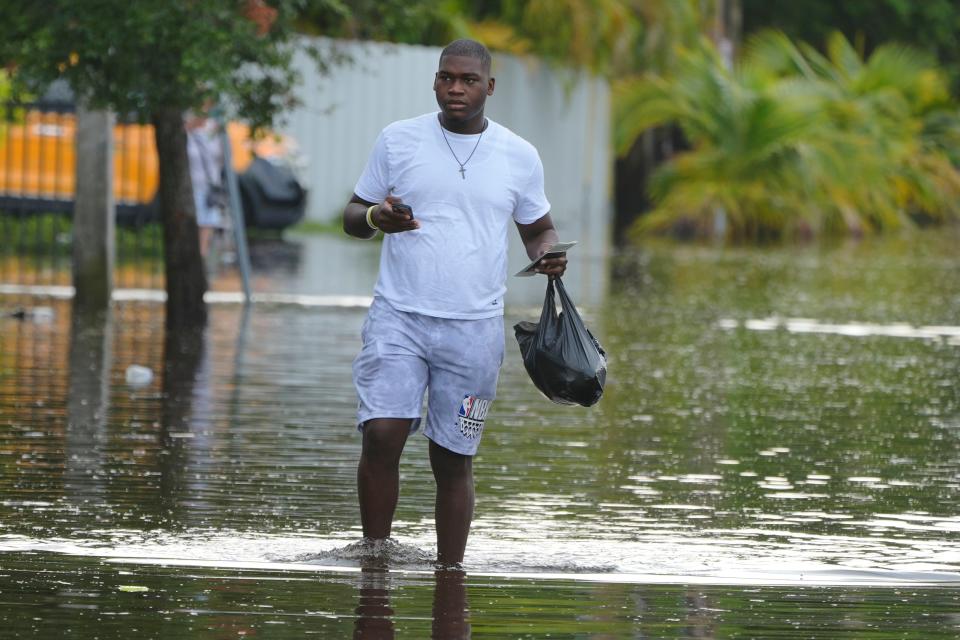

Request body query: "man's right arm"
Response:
[343, 194, 379, 239]
[342, 193, 418, 239]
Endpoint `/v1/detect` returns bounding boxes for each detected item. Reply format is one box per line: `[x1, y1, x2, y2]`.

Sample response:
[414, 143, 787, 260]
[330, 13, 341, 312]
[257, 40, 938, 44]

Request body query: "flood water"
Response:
[2, 230, 960, 637]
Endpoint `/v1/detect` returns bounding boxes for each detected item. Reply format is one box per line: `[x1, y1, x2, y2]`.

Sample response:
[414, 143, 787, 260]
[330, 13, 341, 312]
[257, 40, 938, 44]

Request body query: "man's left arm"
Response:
[516, 214, 567, 277]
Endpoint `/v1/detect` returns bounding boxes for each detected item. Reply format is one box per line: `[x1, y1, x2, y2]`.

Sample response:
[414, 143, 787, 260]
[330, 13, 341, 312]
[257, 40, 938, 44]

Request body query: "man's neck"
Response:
[439, 113, 486, 135]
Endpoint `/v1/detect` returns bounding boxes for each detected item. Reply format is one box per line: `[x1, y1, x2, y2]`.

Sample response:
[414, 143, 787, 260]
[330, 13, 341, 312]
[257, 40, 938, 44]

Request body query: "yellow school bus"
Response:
[0, 104, 305, 229]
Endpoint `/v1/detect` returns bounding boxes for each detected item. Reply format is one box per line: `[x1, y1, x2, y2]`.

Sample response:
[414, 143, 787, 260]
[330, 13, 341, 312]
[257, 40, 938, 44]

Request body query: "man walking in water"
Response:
[342, 39, 567, 564]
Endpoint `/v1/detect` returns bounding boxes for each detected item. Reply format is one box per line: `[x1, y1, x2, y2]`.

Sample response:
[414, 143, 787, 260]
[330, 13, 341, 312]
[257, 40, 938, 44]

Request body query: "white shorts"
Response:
[194, 188, 223, 228]
[352, 297, 505, 456]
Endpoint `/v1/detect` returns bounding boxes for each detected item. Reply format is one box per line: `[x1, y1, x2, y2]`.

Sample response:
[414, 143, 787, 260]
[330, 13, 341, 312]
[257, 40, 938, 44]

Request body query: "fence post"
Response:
[73, 105, 115, 311]
[218, 123, 252, 303]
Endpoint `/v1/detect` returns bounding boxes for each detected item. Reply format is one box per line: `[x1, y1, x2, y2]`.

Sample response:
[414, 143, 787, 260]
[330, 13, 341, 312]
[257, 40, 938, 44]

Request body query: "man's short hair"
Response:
[440, 39, 492, 73]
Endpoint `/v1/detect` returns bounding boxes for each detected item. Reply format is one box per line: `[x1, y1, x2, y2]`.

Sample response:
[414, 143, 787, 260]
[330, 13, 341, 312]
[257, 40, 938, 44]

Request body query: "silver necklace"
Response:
[439, 118, 486, 179]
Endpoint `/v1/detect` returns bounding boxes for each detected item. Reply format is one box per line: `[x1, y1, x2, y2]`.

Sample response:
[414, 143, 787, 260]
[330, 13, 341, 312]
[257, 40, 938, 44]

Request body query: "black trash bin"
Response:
[238, 156, 307, 230]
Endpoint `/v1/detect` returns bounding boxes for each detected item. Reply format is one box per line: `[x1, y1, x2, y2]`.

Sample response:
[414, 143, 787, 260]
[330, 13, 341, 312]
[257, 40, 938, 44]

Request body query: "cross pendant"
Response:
[459, 167, 466, 179]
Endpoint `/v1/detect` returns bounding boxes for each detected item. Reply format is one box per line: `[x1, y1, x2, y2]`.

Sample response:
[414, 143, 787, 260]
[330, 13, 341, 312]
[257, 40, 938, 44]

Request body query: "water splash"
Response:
[291, 537, 435, 569]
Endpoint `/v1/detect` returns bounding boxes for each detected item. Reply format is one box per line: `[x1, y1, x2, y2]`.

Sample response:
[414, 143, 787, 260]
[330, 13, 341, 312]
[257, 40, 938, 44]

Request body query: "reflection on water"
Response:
[354, 567, 396, 638]
[1, 231, 960, 636]
[351, 565, 471, 640]
[65, 304, 112, 504]
[2, 552, 959, 638]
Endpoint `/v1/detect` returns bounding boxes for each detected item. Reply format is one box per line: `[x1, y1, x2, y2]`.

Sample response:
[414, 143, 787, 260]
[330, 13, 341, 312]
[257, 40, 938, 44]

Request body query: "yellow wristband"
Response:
[365, 204, 379, 230]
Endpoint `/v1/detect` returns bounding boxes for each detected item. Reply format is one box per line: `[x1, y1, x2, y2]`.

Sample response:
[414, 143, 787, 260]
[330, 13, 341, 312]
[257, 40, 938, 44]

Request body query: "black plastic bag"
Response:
[514, 276, 607, 407]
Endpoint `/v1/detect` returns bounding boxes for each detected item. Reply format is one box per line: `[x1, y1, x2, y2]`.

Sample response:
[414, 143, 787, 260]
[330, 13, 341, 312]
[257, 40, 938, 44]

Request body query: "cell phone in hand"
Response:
[393, 203, 414, 219]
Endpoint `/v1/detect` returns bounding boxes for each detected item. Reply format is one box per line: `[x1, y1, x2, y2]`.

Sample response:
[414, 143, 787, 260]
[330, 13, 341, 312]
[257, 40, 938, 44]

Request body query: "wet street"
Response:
[2, 230, 960, 637]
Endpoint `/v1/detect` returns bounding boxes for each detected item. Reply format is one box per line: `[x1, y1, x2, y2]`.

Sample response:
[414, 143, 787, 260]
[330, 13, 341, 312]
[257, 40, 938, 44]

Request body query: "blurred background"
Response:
[4, 0, 960, 288]
[2, 3, 960, 636]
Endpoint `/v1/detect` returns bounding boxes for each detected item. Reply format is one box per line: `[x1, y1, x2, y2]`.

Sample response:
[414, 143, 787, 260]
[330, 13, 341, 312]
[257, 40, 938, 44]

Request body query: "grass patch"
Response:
[284, 218, 344, 235]
[0, 212, 164, 259]
[0, 212, 72, 255]
[0, 210, 356, 260]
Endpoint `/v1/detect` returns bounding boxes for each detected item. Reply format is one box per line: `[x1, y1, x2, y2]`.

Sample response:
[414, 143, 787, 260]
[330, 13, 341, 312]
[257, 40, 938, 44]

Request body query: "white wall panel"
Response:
[280, 39, 612, 305]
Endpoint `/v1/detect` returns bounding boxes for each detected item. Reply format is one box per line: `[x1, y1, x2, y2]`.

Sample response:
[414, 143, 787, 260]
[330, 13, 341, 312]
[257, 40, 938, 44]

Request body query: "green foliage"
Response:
[296, 0, 459, 45]
[0, 0, 308, 130]
[742, 0, 960, 92]
[0, 71, 10, 104]
[493, 0, 638, 74]
[0, 71, 15, 139]
[296, 0, 703, 78]
[471, 0, 716, 78]
[615, 31, 960, 241]
[628, 0, 711, 75]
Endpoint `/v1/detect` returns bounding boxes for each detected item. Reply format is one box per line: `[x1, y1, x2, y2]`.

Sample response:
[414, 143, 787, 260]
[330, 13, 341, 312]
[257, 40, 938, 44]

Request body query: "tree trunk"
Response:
[152, 107, 208, 329]
[613, 126, 685, 244]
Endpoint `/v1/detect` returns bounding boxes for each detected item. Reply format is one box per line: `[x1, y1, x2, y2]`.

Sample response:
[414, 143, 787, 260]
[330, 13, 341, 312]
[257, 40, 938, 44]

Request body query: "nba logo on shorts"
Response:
[457, 394, 491, 439]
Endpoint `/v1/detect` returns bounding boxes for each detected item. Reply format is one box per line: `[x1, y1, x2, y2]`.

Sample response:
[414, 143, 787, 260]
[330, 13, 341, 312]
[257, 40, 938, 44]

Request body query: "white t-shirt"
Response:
[354, 112, 550, 319]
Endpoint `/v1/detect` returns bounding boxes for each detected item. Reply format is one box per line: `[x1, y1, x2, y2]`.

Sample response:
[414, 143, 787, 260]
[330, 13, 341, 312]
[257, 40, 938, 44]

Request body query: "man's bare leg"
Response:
[429, 439, 474, 564]
[357, 418, 411, 539]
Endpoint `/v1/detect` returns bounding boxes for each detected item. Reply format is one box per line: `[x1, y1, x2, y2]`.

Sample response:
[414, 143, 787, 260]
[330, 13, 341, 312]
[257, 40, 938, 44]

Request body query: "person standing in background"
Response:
[186, 110, 225, 259]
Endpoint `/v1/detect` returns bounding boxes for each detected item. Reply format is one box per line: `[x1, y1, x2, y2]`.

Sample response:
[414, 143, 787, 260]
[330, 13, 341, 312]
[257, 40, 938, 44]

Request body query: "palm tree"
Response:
[615, 39, 831, 240]
[748, 30, 960, 232]
[615, 30, 960, 240]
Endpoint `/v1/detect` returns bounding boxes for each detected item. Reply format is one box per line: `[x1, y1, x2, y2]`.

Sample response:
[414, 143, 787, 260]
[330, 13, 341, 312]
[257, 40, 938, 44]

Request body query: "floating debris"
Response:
[4, 306, 54, 324]
[124, 365, 154, 387]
